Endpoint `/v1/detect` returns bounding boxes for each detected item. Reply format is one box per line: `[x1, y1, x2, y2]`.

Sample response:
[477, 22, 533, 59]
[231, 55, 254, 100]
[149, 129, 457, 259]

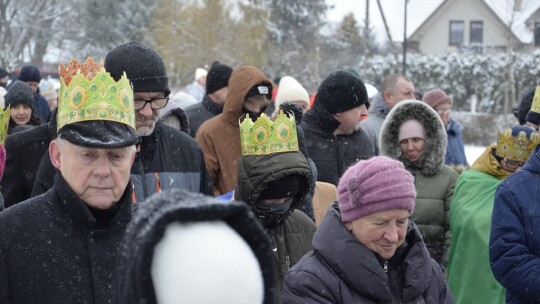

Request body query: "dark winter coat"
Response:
[34, 91, 51, 123]
[196, 66, 272, 195]
[445, 118, 469, 167]
[185, 94, 223, 137]
[0, 108, 56, 208]
[30, 122, 213, 201]
[236, 150, 317, 302]
[0, 174, 133, 304]
[282, 204, 454, 304]
[116, 189, 276, 304]
[490, 145, 540, 304]
[301, 101, 378, 186]
[380, 100, 457, 267]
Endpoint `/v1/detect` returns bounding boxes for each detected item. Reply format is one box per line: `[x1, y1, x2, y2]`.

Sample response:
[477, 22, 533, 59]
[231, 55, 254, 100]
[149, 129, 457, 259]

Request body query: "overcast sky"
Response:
[326, 0, 444, 42]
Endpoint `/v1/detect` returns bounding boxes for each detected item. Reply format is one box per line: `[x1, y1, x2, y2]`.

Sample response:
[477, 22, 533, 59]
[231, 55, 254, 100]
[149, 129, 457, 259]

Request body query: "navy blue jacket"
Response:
[490, 145, 540, 303]
[445, 118, 468, 167]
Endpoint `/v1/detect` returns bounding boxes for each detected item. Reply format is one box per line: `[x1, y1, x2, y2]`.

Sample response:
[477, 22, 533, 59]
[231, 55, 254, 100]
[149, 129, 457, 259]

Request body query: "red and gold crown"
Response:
[57, 57, 135, 131]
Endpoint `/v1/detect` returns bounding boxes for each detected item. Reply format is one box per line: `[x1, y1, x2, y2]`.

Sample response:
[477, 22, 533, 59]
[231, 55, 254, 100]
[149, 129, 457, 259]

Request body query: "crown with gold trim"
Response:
[496, 126, 540, 162]
[0, 106, 10, 145]
[240, 110, 298, 156]
[57, 57, 135, 132]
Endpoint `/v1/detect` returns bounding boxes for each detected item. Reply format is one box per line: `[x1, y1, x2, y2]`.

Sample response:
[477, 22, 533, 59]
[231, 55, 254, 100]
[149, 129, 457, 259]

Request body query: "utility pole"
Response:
[376, 0, 400, 73]
[402, 0, 409, 75]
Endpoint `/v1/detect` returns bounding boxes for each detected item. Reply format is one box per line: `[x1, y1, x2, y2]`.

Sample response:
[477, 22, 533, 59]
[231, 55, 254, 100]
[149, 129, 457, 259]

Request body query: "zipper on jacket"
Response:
[285, 256, 290, 270]
[383, 260, 388, 272]
[136, 149, 148, 200]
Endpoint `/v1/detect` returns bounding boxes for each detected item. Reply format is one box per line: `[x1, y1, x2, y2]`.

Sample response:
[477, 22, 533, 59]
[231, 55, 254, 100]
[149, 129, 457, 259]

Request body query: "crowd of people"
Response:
[0, 41, 539, 303]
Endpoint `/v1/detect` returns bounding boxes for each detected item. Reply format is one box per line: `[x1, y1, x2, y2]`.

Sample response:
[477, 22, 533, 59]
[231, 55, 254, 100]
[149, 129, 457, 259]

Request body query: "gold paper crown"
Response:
[530, 85, 540, 114]
[57, 57, 135, 132]
[240, 111, 299, 156]
[496, 127, 540, 162]
[0, 106, 10, 145]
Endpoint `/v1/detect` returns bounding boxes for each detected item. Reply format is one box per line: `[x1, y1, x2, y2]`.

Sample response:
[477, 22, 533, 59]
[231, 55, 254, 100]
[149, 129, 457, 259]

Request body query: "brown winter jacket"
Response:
[196, 66, 272, 195]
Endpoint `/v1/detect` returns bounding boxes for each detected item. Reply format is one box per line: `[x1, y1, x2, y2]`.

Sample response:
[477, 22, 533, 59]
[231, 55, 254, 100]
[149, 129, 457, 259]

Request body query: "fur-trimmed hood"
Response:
[380, 100, 447, 176]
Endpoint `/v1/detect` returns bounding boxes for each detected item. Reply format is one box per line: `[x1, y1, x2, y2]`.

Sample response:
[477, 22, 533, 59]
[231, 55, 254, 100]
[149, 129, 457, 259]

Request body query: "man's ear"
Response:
[383, 91, 392, 103]
[49, 140, 62, 170]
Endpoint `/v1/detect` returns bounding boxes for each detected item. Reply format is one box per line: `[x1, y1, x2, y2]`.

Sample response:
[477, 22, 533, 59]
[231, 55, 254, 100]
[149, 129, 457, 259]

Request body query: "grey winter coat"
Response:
[380, 100, 458, 267]
[282, 204, 454, 303]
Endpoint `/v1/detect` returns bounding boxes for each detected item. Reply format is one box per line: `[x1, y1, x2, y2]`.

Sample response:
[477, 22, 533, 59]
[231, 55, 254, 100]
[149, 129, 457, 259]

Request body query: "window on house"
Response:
[470, 21, 483, 44]
[449, 21, 464, 46]
[535, 22, 540, 46]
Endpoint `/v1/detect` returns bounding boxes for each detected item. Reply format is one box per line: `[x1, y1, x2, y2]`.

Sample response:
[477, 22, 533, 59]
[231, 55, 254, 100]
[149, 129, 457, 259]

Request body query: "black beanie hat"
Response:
[519, 87, 536, 125]
[259, 175, 302, 200]
[315, 70, 367, 114]
[206, 61, 233, 94]
[4, 81, 35, 110]
[104, 42, 170, 96]
[18, 65, 41, 83]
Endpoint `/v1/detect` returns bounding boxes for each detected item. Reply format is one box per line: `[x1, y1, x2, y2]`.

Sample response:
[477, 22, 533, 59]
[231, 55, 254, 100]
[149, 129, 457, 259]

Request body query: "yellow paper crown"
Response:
[0, 106, 10, 145]
[240, 110, 299, 156]
[57, 57, 135, 132]
[496, 127, 540, 162]
[529, 85, 540, 114]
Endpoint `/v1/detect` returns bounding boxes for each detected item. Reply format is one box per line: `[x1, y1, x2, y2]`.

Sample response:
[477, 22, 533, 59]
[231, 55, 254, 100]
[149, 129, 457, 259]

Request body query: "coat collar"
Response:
[202, 95, 223, 115]
[303, 102, 340, 135]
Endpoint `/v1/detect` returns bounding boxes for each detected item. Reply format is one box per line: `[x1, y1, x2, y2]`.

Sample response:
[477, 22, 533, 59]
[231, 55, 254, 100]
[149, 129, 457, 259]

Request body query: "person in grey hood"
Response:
[379, 99, 458, 269]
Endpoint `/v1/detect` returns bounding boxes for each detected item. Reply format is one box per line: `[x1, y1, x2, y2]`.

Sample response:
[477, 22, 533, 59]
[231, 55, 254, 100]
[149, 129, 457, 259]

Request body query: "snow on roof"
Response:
[484, 0, 540, 43]
[385, 0, 540, 43]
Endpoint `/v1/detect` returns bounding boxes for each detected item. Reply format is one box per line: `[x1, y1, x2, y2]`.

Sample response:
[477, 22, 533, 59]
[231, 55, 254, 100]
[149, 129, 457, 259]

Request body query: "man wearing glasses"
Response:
[30, 42, 212, 201]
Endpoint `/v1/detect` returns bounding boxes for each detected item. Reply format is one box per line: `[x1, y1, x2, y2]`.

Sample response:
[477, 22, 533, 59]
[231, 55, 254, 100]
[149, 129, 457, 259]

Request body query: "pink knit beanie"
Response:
[338, 156, 416, 222]
[422, 88, 453, 109]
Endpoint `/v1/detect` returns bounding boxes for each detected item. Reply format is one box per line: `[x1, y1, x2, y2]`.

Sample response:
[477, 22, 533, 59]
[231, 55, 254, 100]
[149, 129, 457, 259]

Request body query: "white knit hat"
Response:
[194, 68, 208, 81]
[274, 76, 309, 114]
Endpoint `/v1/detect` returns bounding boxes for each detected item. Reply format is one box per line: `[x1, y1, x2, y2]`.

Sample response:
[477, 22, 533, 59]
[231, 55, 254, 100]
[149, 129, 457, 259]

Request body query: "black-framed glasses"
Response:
[133, 97, 169, 110]
[504, 158, 524, 170]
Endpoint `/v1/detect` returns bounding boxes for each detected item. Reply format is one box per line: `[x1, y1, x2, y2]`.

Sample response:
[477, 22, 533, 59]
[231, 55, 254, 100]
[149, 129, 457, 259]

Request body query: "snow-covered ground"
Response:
[465, 145, 486, 165]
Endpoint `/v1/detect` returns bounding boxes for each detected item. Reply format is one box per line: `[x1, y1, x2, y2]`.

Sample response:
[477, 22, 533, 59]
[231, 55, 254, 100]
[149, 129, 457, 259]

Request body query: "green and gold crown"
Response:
[57, 57, 135, 132]
[0, 106, 10, 145]
[496, 127, 540, 162]
[240, 111, 299, 155]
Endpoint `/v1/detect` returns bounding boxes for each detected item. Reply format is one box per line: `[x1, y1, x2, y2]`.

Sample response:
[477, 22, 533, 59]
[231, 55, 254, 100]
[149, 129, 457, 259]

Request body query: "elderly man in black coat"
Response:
[0, 62, 139, 303]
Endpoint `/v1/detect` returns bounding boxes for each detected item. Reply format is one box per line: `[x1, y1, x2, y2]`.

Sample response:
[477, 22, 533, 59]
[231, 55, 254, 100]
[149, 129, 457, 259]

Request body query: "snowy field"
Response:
[465, 145, 486, 165]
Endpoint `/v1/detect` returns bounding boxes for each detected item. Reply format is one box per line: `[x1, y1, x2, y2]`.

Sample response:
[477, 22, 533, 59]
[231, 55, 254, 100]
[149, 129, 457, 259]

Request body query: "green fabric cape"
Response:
[447, 169, 505, 304]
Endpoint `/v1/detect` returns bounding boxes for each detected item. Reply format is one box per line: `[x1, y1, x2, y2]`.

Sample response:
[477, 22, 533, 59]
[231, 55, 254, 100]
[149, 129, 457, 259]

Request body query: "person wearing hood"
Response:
[115, 189, 276, 304]
[447, 125, 539, 304]
[380, 100, 458, 268]
[196, 66, 273, 195]
[234, 110, 316, 302]
[186, 61, 233, 137]
[4, 80, 42, 134]
[490, 86, 540, 304]
[422, 88, 469, 168]
[0, 62, 139, 303]
[158, 91, 193, 134]
[360, 74, 416, 149]
[301, 70, 378, 186]
[29, 43, 213, 202]
[282, 156, 454, 303]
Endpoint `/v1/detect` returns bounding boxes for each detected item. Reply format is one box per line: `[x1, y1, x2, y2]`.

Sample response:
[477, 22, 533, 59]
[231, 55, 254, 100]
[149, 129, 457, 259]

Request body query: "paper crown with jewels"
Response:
[57, 57, 136, 132]
[240, 111, 299, 155]
[0, 106, 10, 145]
[496, 126, 540, 162]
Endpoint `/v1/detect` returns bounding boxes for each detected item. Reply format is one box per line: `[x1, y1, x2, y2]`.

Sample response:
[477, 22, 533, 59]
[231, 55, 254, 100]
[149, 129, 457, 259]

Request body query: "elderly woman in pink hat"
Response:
[282, 156, 454, 303]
